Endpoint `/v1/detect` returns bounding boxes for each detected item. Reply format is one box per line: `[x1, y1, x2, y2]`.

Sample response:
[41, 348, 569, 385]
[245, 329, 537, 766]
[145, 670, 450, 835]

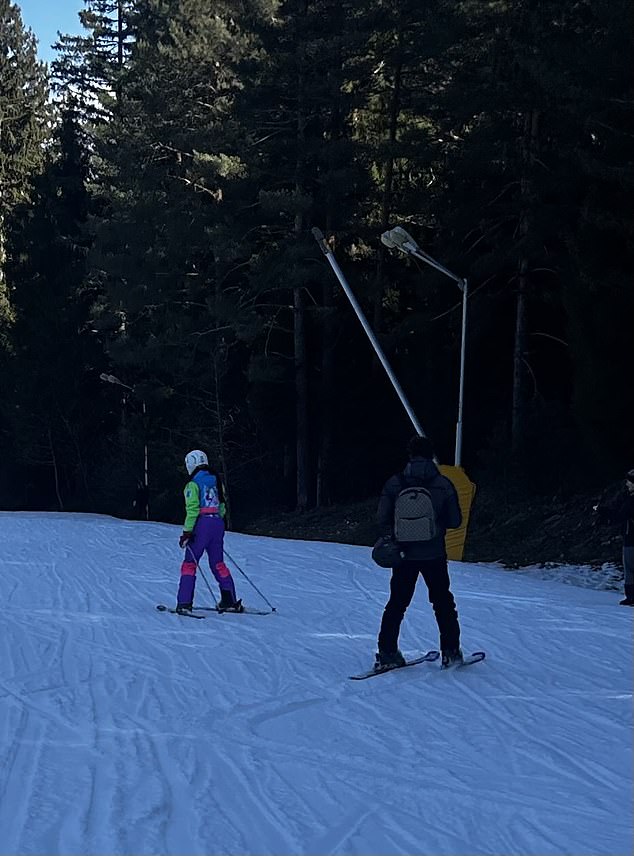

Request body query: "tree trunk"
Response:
[511, 256, 528, 450]
[0, 211, 6, 310]
[317, 31, 345, 508]
[212, 234, 231, 525]
[115, 0, 125, 106]
[48, 426, 64, 511]
[373, 36, 403, 333]
[294, 284, 309, 511]
[317, 278, 336, 507]
[212, 349, 232, 527]
[511, 108, 539, 453]
[117, 0, 125, 69]
[294, 24, 309, 512]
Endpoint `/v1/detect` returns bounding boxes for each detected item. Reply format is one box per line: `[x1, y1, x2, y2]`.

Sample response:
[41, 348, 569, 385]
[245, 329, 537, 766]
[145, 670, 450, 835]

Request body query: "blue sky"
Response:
[18, 0, 83, 62]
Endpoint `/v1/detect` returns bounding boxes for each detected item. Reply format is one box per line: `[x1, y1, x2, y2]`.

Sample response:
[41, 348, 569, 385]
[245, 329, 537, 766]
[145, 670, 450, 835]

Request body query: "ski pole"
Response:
[223, 548, 277, 612]
[184, 544, 219, 609]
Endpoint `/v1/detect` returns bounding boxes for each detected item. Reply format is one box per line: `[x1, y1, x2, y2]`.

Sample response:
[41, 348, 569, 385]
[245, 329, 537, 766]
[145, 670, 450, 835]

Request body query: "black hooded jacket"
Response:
[377, 456, 462, 560]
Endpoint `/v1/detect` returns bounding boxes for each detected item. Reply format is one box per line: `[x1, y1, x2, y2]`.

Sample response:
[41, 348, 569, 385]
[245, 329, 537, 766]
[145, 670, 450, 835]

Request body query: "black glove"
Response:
[179, 532, 193, 549]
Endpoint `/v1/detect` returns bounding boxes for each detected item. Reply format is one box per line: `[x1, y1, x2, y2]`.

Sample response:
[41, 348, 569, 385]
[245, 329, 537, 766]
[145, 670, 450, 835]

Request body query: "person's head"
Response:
[185, 449, 209, 476]
[626, 469, 634, 495]
[407, 434, 434, 460]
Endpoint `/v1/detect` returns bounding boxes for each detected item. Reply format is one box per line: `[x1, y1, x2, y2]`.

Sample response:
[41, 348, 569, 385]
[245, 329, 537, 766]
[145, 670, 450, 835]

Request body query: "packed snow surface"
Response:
[0, 512, 631, 855]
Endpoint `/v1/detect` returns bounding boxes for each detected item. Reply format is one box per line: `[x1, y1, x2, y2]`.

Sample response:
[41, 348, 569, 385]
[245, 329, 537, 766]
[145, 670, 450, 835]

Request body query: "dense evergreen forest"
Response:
[1, 0, 632, 539]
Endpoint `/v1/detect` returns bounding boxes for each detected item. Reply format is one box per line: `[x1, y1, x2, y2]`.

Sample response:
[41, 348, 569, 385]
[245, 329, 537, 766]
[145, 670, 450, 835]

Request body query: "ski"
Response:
[155, 604, 272, 617]
[441, 651, 486, 670]
[156, 604, 206, 619]
[349, 650, 440, 681]
[194, 605, 273, 616]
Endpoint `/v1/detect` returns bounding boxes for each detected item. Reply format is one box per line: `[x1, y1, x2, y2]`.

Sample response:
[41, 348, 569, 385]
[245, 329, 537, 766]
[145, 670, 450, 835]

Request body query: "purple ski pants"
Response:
[177, 515, 236, 606]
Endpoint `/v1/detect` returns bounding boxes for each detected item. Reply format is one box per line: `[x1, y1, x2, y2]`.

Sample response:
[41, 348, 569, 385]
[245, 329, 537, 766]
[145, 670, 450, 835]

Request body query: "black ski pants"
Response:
[377, 557, 460, 654]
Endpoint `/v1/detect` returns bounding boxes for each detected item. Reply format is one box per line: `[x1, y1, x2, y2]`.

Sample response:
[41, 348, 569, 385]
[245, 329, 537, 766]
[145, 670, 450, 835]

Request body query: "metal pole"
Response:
[384, 237, 468, 467]
[223, 548, 277, 612]
[100, 373, 150, 518]
[455, 279, 468, 467]
[409, 247, 464, 287]
[142, 399, 149, 520]
[411, 250, 467, 466]
[312, 228, 426, 437]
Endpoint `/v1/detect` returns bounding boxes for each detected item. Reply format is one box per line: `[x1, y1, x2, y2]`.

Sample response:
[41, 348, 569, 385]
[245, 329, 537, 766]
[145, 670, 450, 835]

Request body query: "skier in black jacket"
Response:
[375, 435, 463, 669]
[595, 469, 634, 606]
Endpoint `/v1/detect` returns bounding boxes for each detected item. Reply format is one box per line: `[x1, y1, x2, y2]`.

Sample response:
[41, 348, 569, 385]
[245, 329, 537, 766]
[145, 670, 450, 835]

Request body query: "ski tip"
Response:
[156, 604, 167, 611]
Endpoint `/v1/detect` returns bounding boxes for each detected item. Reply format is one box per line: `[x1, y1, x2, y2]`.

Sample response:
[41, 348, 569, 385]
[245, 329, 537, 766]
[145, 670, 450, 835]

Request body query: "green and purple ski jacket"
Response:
[182, 470, 226, 532]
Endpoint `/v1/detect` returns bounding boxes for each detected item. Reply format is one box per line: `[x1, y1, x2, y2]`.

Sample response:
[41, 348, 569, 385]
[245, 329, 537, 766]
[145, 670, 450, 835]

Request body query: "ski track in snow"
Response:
[0, 511, 632, 856]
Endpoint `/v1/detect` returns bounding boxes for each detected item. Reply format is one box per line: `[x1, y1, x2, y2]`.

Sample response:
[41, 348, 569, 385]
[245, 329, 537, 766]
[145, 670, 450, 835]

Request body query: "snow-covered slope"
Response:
[0, 512, 631, 855]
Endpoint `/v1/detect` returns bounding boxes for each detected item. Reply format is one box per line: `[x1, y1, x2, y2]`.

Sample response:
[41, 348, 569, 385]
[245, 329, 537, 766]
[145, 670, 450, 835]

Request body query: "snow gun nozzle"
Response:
[311, 227, 329, 255]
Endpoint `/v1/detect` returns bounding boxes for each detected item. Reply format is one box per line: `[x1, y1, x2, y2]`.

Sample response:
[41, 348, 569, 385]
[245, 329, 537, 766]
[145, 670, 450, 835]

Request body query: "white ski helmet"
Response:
[185, 449, 208, 475]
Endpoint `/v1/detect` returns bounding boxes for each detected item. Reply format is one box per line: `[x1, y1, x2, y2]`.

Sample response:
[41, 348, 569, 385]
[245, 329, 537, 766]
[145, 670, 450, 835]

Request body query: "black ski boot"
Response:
[619, 584, 634, 606]
[176, 602, 193, 614]
[218, 591, 244, 613]
[374, 649, 406, 670]
[441, 648, 464, 669]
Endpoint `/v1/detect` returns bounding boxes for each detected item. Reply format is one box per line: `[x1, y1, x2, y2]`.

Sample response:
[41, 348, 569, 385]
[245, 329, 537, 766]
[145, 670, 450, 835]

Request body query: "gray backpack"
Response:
[393, 476, 438, 543]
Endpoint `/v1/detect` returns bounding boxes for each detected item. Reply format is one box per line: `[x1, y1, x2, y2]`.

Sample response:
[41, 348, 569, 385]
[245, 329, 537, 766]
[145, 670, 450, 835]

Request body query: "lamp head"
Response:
[389, 226, 420, 253]
[380, 231, 398, 249]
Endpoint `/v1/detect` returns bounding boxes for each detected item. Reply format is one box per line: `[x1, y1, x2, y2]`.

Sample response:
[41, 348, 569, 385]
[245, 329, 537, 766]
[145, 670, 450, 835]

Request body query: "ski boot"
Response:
[176, 602, 193, 614]
[441, 647, 464, 669]
[218, 591, 245, 613]
[620, 584, 634, 606]
[374, 649, 406, 670]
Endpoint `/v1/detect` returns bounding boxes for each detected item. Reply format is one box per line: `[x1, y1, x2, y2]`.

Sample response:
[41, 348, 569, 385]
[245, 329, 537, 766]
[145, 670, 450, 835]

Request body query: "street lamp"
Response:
[381, 227, 468, 468]
[99, 372, 149, 520]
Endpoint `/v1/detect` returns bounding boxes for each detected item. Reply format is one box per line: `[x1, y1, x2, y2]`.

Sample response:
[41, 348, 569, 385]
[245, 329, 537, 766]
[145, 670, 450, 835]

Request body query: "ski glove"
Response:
[179, 531, 193, 548]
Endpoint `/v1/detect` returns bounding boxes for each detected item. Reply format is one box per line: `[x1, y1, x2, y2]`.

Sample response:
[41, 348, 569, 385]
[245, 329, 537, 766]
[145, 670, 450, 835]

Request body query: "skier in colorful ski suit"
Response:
[176, 449, 243, 613]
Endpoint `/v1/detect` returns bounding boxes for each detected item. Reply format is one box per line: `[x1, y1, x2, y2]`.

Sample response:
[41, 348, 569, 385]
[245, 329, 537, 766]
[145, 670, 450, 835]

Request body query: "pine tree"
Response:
[425, 0, 633, 477]
[81, 0, 267, 517]
[52, 0, 133, 122]
[5, 107, 108, 508]
[557, 0, 634, 473]
[0, 0, 47, 303]
[427, 1, 579, 460]
[341, 0, 466, 461]
[235, 0, 369, 509]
